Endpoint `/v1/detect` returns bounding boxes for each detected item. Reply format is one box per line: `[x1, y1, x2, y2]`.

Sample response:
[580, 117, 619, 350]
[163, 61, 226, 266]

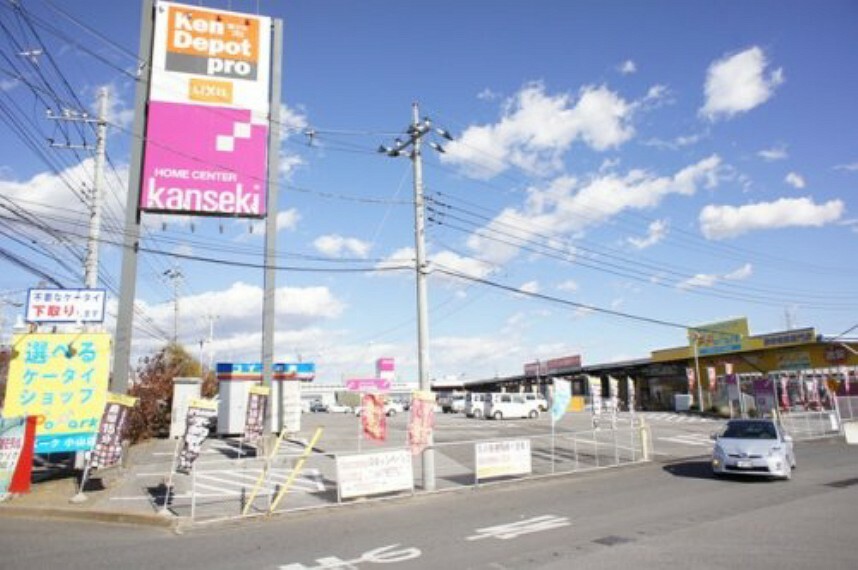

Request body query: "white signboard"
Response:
[475, 439, 532, 481]
[26, 288, 106, 323]
[336, 450, 413, 499]
[280, 381, 302, 433]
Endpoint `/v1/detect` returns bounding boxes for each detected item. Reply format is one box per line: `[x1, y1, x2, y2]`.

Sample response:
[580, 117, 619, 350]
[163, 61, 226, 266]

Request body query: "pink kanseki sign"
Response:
[141, 101, 268, 216]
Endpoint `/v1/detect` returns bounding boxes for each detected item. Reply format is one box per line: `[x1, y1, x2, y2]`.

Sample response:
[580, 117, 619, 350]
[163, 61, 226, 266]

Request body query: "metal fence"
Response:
[836, 396, 858, 422]
[778, 409, 841, 441]
[174, 420, 652, 525]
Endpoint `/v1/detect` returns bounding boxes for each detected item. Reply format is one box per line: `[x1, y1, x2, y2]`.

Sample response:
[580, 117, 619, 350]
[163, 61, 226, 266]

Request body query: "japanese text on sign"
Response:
[4, 333, 110, 453]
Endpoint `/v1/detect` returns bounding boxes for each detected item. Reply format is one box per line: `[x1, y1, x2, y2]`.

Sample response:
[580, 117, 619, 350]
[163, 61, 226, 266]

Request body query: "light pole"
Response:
[379, 103, 452, 492]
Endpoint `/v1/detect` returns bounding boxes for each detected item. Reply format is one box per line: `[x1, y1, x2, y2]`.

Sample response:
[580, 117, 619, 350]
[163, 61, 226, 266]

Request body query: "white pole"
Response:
[83, 88, 108, 289]
[411, 103, 435, 491]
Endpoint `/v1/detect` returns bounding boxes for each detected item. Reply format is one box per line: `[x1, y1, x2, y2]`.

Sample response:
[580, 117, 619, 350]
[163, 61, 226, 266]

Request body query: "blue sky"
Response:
[1, 0, 857, 385]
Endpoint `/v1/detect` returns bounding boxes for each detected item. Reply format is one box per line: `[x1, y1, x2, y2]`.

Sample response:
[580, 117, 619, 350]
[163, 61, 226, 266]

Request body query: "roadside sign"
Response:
[345, 378, 391, 392]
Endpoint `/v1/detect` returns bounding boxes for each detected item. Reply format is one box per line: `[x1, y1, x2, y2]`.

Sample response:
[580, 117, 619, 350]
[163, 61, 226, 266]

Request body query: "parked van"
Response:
[485, 393, 541, 420]
[523, 392, 549, 412]
[464, 393, 492, 418]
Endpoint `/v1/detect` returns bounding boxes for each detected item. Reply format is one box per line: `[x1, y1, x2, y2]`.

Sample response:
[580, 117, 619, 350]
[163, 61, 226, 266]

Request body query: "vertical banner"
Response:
[407, 391, 435, 455]
[244, 385, 269, 444]
[551, 378, 571, 423]
[4, 333, 110, 453]
[361, 393, 387, 442]
[0, 417, 35, 496]
[626, 377, 636, 413]
[90, 393, 138, 470]
[707, 367, 717, 393]
[606, 376, 617, 412]
[752, 379, 776, 416]
[726, 374, 740, 401]
[686, 367, 696, 394]
[177, 398, 219, 473]
[141, 1, 272, 217]
[588, 376, 602, 418]
[779, 377, 790, 410]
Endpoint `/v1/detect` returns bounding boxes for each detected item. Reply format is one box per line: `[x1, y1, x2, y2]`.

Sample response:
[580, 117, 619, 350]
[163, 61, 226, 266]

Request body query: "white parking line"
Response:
[658, 434, 713, 447]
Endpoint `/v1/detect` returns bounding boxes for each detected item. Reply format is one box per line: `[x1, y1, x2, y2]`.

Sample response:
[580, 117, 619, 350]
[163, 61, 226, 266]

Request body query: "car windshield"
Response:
[722, 421, 777, 439]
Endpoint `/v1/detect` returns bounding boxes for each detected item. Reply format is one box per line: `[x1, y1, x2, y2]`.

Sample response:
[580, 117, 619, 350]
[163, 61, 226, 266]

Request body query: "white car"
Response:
[327, 403, 352, 413]
[711, 419, 796, 480]
[485, 393, 541, 420]
[354, 400, 404, 417]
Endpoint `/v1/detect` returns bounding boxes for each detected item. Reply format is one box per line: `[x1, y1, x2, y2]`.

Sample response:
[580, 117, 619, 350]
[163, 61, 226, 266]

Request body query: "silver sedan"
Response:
[711, 418, 796, 480]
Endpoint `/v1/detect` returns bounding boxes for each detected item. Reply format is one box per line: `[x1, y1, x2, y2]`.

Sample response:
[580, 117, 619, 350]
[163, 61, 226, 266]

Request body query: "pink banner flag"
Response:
[707, 367, 717, 393]
[361, 393, 387, 442]
[407, 392, 435, 455]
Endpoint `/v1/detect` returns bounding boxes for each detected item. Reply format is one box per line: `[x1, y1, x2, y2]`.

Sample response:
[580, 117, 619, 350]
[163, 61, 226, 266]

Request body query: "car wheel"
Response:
[387, 410, 396, 417]
[493, 411, 503, 420]
[528, 410, 539, 419]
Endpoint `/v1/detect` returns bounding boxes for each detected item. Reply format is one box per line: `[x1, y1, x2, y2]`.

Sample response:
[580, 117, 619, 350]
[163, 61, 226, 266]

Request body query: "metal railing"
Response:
[778, 409, 841, 441]
[175, 420, 652, 525]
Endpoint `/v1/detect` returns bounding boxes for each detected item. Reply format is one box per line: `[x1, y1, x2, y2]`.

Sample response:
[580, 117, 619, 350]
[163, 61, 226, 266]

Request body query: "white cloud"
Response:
[557, 279, 579, 292]
[442, 82, 635, 179]
[375, 247, 494, 283]
[785, 172, 806, 189]
[724, 263, 753, 280]
[140, 281, 345, 343]
[699, 197, 844, 240]
[280, 103, 309, 133]
[313, 234, 371, 258]
[277, 209, 300, 232]
[477, 88, 500, 101]
[678, 272, 716, 291]
[758, 145, 788, 161]
[518, 280, 540, 295]
[618, 60, 637, 75]
[466, 156, 721, 264]
[645, 130, 707, 150]
[678, 262, 753, 291]
[628, 219, 669, 249]
[700, 46, 784, 121]
[834, 162, 858, 172]
[429, 250, 495, 281]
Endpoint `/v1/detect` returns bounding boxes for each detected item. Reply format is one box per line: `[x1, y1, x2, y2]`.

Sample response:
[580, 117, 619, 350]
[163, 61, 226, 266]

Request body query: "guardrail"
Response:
[175, 420, 652, 525]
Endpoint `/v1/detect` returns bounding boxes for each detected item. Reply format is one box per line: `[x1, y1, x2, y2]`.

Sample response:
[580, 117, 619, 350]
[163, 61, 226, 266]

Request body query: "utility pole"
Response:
[205, 313, 219, 371]
[163, 266, 182, 344]
[379, 103, 452, 492]
[47, 87, 109, 289]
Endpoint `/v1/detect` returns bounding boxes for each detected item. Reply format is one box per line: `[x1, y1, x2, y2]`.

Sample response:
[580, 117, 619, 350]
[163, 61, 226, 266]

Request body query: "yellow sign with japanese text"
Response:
[688, 318, 750, 356]
[4, 333, 111, 453]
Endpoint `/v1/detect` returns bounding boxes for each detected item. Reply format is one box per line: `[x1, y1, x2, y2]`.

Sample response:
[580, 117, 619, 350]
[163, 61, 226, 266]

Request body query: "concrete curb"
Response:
[0, 504, 177, 529]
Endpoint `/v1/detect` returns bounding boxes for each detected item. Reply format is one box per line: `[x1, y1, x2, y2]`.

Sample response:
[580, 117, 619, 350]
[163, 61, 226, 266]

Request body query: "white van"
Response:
[485, 393, 541, 420]
[464, 393, 492, 418]
[523, 392, 549, 412]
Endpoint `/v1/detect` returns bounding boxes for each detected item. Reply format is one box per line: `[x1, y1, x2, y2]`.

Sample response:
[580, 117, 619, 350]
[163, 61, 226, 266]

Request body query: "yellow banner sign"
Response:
[4, 333, 110, 453]
[689, 318, 749, 356]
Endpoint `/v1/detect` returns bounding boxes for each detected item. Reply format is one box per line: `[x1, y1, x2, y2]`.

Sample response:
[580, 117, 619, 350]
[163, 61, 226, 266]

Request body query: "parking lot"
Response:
[91, 409, 725, 525]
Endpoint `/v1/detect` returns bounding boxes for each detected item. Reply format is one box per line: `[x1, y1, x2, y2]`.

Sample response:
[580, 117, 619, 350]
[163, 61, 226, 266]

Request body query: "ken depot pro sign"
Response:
[141, 1, 272, 217]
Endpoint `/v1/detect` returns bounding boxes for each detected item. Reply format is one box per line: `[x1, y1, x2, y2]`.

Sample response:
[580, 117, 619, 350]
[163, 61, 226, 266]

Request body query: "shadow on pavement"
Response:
[662, 460, 716, 480]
